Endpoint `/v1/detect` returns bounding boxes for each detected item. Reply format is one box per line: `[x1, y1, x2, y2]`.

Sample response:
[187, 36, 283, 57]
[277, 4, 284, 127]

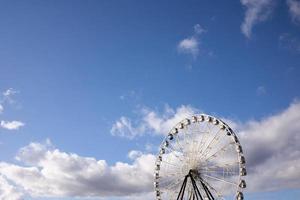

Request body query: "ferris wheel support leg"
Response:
[199, 178, 214, 200]
[189, 193, 196, 200]
[176, 175, 188, 200]
[189, 173, 203, 200]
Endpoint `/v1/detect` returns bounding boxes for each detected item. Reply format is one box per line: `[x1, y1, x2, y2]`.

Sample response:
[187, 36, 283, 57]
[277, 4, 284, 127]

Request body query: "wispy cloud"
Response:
[111, 116, 146, 139]
[279, 33, 300, 53]
[0, 88, 25, 132]
[3, 88, 18, 97]
[0, 121, 25, 130]
[256, 85, 267, 95]
[177, 24, 206, 58]
[287, 0, 300, 23]
[111, 104, 198, 138]
[2, 88, 19, 105]
[240, 0, 274, 38]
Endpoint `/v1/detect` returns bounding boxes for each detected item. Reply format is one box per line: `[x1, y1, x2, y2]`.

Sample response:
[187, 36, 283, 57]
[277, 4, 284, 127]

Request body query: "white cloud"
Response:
[0, 121, 25, 130]
[127, 150, 143, 160]
[110, 117, 146, 139]
[0, 88, 25, 132]
[193, 24, 206, 34]
[142, 105, 198, 134]
[177, 24, 206, 57]
[178, 37, 199, 57]
[111, 105, 198, 138]
[256, 86, 267, 95]
[2, 102, 300, 198]
[111, 102, 300, 193]
[0, 175, 24, 200]
[287, 0, 300, 23]
[240, 0, 274, 38]
[3, 88, 18, 97]
[0, 140, 156, 198]
[279, 33, 300, 53]
[237, 101, 300, 191]
[2, 88, 19, 105]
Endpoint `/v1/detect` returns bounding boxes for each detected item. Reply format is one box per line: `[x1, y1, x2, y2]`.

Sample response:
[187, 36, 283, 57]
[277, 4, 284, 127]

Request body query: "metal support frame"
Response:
[176, 170, 214, 200]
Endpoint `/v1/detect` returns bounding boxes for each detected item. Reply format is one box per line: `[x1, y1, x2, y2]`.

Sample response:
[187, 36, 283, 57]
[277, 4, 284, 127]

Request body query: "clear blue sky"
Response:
[0, 1, 299, 200]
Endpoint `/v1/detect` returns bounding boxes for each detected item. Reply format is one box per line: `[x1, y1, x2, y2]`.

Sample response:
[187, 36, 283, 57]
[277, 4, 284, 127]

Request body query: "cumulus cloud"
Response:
[128, 150, 143, 160]
[177, 24, 206, 57]
[287, 0, 300, 23]
[0, 121, 25, 130]
[240, 0, 274, 38]
[0, 175, 24, 200]
[0, 104, 3, 114]
[178, 37, 199, 56]
[111, 105, 198, 138]
[1, 102, 300, 199]
[142, 105, 198, 134]
[112, 102, 300, 193]
[239, 101, 300, 191]
[0, 140, 156, 198]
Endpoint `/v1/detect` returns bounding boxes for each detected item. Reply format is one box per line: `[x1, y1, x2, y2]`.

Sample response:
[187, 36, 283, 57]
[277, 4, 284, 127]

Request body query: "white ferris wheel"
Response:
[154, 114, 246, 200]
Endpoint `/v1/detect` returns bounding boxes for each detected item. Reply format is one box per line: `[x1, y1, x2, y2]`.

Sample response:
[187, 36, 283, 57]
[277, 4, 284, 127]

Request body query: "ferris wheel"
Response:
[154, 114, 246, 200]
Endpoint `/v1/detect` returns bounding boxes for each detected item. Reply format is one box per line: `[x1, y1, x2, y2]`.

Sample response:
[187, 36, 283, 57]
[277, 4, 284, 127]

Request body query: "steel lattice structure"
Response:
[154, 114, 246, 200]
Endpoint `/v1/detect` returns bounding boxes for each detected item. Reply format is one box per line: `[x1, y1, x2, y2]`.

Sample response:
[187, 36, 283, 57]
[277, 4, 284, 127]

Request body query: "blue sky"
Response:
[0, 0, 300, 199]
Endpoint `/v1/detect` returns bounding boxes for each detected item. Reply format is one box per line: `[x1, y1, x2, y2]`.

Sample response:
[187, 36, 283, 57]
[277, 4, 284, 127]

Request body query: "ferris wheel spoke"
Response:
[202, 141, 235, 162]
[202, 138, 234, 162]
[160, 170, 186, 180]
[161, 159, 183, 168]
[191, 126, 208, 167]
[201, 174, 238, 186]
[196, 122, 211, 154]
[199, 177, 225, 199]
[170, 141, 184, 155]
[197, 127, 219, 159]
[183, 126, 194, 167]
[199, 169, 238, 175]
[200, 165, 239, 179]
[162, 178, 184, 191]
[174, 132, 186, 154]
[166, 143, 184, 155]
[199, 128, 223, 160]
[202, 160, 239, 168]
[159, 177, 182, 188]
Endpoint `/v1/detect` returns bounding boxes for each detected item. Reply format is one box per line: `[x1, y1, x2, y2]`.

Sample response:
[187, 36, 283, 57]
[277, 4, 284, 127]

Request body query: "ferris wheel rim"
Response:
[154, 114, 247, 200]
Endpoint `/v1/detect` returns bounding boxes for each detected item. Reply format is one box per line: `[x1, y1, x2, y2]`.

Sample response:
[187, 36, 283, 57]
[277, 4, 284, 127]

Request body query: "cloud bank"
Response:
[0, 140, 155, 199]
[1, 101, 300, 199]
